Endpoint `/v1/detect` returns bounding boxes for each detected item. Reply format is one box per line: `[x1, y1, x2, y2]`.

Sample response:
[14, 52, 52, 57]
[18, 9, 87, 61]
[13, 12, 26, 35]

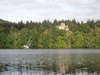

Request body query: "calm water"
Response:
[0, 49, 100, 75]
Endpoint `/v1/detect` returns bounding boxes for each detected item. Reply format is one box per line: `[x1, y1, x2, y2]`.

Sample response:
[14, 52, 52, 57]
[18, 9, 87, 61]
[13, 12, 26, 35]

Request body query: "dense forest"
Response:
[0, 19, 100, 49]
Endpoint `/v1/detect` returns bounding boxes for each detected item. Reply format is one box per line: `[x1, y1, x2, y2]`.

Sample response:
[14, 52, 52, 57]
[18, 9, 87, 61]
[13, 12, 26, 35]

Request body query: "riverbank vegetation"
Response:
[0, 19, 100, 49]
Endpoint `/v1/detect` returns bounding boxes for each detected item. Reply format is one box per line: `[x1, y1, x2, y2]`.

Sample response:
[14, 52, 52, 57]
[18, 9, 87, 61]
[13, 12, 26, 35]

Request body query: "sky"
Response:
[0, 0, 100, 22]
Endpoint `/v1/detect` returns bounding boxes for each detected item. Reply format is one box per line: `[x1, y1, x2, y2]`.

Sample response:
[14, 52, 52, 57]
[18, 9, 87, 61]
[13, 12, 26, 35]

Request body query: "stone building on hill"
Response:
[56, 23, 69, 31]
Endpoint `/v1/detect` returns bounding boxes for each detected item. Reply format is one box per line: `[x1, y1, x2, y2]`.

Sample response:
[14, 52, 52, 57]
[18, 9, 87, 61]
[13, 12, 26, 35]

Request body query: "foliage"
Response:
[0, 19, 100, 49]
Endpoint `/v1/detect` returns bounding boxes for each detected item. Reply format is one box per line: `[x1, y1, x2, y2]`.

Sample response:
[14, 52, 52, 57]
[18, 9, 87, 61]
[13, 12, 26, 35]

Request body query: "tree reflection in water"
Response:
[0, 51, 100, 75]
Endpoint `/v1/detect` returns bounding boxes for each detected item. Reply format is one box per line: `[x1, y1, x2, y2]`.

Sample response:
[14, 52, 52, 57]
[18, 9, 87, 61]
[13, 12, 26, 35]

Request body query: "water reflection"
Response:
[0, 50, 100, 75]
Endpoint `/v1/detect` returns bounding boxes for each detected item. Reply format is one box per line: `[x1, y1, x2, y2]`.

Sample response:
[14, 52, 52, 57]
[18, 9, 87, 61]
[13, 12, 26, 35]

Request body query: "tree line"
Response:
[0, 19, 100, 49]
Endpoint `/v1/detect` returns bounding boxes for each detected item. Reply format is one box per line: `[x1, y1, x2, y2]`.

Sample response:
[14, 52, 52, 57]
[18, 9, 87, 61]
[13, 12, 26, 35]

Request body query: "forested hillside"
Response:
[0, 19, 100, 49]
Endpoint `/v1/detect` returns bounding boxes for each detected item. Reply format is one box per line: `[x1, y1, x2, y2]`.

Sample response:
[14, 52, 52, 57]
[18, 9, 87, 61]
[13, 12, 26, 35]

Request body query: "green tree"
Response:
[54, 36, 67, 48]
[63, 30, 73, 48]
[72, 33, 83, 48]
[82, 33, 97, 48]
[87, 20, 95, 28]
[0, 33, 6, 48]
[7, 26, 21, 48]
[78, 23, 90, 33]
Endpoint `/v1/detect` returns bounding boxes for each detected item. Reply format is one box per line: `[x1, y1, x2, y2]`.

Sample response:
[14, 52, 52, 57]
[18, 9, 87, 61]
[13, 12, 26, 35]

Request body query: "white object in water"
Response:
[23, 45, 29, 49]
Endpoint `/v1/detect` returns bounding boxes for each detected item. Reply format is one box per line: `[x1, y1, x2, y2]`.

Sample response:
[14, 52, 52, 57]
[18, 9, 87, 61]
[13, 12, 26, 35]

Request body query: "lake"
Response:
[0, 49, 100, 75]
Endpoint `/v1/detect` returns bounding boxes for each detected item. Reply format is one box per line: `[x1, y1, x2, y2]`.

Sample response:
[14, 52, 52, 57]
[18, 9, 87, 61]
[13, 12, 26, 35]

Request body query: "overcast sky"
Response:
[0, 0, 100, 22]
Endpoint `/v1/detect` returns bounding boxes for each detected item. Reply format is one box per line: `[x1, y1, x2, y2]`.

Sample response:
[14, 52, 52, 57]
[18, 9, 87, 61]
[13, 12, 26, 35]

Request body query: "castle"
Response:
[56, 23, 69, 31]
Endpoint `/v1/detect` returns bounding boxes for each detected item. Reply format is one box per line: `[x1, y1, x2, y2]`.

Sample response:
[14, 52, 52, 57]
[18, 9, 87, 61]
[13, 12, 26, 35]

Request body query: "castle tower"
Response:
[56, 23, 69, 31]
[60, 23, 65, 26]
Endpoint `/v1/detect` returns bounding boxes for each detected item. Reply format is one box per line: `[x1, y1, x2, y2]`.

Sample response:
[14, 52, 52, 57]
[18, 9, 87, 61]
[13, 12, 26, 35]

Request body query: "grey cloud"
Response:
[0, 0, 100, 22]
